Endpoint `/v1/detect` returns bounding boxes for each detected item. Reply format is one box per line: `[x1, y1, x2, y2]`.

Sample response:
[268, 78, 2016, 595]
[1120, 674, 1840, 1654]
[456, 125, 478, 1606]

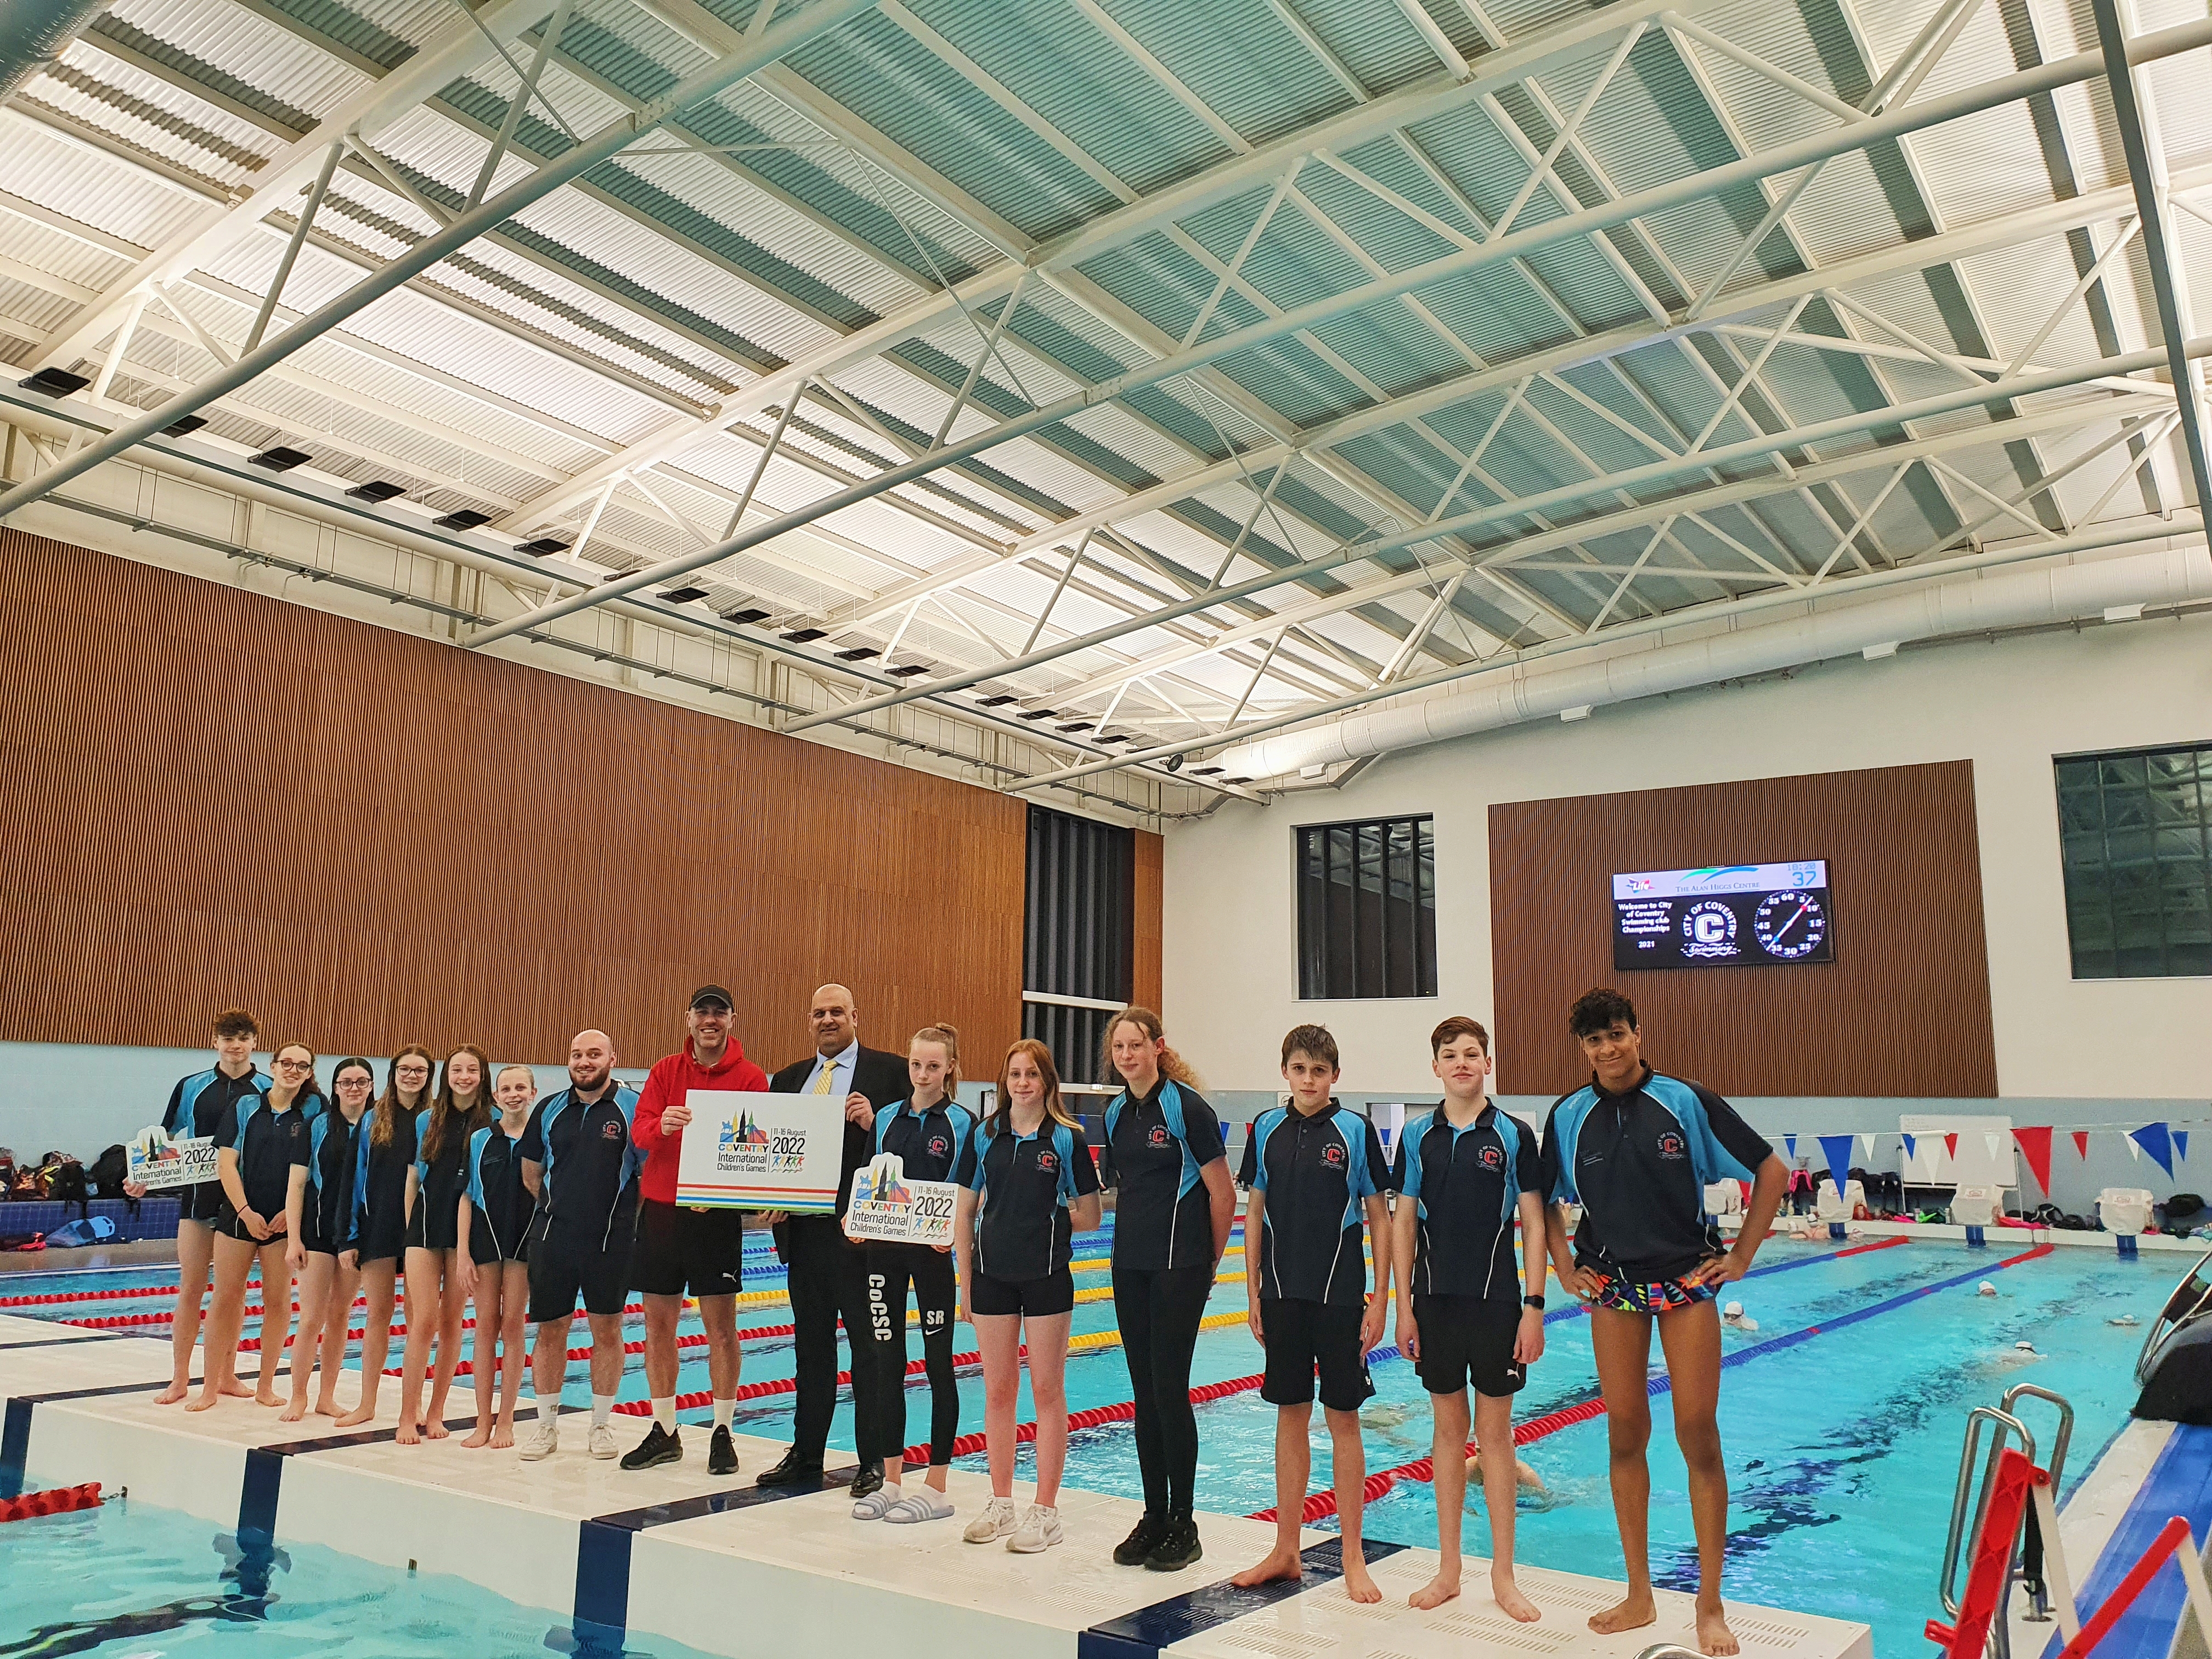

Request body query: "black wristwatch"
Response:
[1523, 1294, 1546, 1311]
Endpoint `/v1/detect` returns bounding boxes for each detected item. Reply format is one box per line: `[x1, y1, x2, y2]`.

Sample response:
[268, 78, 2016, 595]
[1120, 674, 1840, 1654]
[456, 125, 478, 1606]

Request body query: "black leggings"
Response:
[1114, 1260, 1215, 1517]
[861, 1243, 958, 1468]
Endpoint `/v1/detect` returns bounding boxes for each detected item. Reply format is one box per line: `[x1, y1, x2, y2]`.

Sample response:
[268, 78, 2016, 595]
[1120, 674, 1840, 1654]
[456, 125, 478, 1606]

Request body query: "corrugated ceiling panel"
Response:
[1084, 0, 1350, 148]
[102, 0, 368, 122]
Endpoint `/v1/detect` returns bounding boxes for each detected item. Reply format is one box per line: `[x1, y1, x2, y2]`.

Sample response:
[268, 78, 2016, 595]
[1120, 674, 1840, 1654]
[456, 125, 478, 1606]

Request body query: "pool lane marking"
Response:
[2037, 1423, 2212, 1659]
[1258, 1240, 2051, 1523]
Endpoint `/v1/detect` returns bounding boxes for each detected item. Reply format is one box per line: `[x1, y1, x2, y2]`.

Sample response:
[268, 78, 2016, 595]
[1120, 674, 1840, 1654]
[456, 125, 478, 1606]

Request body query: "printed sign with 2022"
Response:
[675, 1091, 845, 1213]
[842, 1153, 958, 1247]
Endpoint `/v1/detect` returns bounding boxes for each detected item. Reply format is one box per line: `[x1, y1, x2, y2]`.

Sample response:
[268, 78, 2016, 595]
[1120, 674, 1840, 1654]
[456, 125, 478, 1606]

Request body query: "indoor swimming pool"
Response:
[0, 1226, 2174, 1657]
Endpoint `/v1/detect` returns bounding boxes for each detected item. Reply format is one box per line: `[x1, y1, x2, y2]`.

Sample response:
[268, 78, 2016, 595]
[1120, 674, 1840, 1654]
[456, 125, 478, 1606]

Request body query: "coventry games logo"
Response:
[851, 1166, 911, 1207]
[718, 1108, 803, 1173]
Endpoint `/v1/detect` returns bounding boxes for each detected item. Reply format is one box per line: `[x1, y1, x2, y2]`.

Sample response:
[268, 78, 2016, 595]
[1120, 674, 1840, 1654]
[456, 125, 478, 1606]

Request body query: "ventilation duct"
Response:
[1216, 536, 2212, 780]
[0, 0, 110, 101]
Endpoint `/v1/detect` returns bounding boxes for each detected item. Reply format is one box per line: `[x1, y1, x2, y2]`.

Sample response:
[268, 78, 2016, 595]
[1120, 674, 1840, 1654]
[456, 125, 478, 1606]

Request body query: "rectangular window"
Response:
[2057, 743, 2212, 979]
[1296, 815, 1438, 999]
[1023, 805, 1135, 1086]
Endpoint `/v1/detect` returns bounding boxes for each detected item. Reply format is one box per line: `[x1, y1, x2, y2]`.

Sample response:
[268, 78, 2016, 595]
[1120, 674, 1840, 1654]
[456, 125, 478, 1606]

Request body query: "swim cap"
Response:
[1723, 1301, 1744, 1318]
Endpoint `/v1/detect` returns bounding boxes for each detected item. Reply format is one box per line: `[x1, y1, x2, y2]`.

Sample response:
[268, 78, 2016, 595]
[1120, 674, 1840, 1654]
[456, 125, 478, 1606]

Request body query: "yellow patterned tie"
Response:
[811, 1060, 835, 1094]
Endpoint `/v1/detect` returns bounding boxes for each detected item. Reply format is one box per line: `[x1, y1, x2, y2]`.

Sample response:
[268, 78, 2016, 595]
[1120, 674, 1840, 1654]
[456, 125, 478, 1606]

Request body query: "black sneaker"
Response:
[1113, 1513, 1169, 1566]
[1144, 1516, 1203, 1572]
[708, 1425, 739, 1476]
[620, 1422, 682, 1471]
[848, 1459, 885, 1500]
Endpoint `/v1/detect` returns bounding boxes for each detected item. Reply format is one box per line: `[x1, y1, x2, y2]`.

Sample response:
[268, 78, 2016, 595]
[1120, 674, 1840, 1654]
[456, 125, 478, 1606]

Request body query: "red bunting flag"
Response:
[2072, 1130, 2091, 1161]
[1944, 1132, 1959, 1161]
[2014, 1127, 2054, 1194]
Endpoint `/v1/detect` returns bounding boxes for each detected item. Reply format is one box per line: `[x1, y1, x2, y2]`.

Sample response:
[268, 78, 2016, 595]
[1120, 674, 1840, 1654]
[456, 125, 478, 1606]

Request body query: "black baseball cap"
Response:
[689, 984, 733, 1011]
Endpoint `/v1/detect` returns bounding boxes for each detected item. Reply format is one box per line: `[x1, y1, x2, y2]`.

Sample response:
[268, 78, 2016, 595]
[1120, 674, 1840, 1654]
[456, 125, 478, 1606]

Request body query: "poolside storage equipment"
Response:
[1704, 1181, 1743, 1216]
[1815, 1180, 1865, 1222]
[1952, 1187, 2002, 1227]
[2135, 1248, 2212, 1424]
[2100, 1189, 2155, 1234]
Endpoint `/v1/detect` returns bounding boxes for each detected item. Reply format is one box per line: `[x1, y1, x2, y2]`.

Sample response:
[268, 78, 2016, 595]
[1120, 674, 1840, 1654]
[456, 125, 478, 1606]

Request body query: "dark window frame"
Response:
[2055, 742, 2211, 980]
[1296, 814, 1438, 1000]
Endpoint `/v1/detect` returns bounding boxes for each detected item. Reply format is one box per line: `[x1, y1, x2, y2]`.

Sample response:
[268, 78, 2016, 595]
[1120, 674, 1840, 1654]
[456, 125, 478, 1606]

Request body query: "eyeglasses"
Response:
[274, 1057, 313, 1071]
[394, 1064, 431, 1079]
[336, 1077, 373, 1088]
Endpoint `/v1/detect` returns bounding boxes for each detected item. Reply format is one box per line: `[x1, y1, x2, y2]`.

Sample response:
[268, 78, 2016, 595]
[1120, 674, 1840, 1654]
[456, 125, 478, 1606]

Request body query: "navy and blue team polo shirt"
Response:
[1394, 1102, 1540, 1302]
[304, 1109, 361, 1247]
[874, 1096, 977, 1187]
[967, 1118, 1099, 1282]
[164, 1065, 271, 1148]
[229, 1097, 311, 1217]
[1239, 1102, 1389, 1306]
[1101, 1079, 1226, 1272]
[520, 1084, 642, 1250]
[466, 1124, 535, 1261]
[1538, 1068, 1774, 1283]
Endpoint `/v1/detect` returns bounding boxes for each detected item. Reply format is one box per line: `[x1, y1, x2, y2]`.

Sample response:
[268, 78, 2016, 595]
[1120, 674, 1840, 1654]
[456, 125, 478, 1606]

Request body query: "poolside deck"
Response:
[0, 1310, 1872, 1659]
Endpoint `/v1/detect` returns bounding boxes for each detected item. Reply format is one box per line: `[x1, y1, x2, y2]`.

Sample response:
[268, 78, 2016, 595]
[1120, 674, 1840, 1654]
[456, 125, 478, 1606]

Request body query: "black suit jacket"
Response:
[769, 1045, 909, 1232]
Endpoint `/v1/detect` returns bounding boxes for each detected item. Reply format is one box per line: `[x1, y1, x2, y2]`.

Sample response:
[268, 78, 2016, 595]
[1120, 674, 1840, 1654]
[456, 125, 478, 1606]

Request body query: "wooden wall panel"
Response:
[0, 529, 1028, 1075]
[1132, 830, 1163, 1014]
[1488, 762, 1997, 1098]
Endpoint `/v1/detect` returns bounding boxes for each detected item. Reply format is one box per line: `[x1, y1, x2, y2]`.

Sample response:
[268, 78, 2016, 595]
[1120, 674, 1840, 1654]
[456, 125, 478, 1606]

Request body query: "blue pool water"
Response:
[0, 1229, 2173, 1657]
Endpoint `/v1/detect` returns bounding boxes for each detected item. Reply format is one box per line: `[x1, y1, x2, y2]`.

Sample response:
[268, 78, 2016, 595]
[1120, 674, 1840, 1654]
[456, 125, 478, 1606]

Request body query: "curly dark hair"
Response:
[1568, 987, 1639, 1039]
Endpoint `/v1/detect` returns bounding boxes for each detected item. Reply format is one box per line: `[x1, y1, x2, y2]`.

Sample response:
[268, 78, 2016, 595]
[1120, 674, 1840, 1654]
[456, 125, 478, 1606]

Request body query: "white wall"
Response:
[1163, 608, 2212, 1101]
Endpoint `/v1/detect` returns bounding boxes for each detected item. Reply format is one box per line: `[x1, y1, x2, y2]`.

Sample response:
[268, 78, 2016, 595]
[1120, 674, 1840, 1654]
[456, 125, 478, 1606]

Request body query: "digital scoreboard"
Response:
[1611, 860, 1833, 970]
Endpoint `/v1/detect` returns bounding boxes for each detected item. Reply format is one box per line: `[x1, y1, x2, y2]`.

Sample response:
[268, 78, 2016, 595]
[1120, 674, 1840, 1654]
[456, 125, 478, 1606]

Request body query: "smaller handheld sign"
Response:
[843, 1154, 959, 1248]
[125, 1125, 217, 1192]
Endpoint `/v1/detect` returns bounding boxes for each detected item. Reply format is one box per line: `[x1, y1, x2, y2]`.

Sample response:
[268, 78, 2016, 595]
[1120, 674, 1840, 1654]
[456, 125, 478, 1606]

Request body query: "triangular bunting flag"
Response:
[1985, 1132, 2003, 1163]
[1944, 1132, 1959, 1162]
[1818, 1135, 1856, 1203]
[2072, 1130, 2091, 1161]
[2014, 1128, 2054, 1195]
[1901, 1132, 1917, 1162]
[1785, 1133, 1797, 1161]
[2131, 1122, 2175, 1177]
[1860, 1133, 1878, 1160]
[2125, 1133, 2141, 1161]
[2179, 1131, 2191, 1163]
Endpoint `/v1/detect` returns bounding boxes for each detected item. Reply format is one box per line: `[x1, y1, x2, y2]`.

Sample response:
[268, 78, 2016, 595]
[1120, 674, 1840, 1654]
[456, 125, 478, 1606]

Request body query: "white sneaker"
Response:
[1007, 1503, 1062, 1553]
[588, 1422, 618, 1459]
[520, 1417, 560, 1462]
[963, 1494, 1018, 1544]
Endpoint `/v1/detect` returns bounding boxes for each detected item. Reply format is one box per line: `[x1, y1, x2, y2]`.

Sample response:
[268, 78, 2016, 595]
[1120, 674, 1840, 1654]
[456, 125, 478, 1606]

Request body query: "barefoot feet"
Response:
[1230, 1548, 1304, 1590]
[333, 1402, 376, 1429]
[1695, 1600, 1739, 1657]
[1491, 1566, 1540, 1623]
[1589, 1590, 1657, 1638]
[154, 1381, 190, 1407]
[462, 1421, 493, 1449]
[489, 1421, 515, 1451]
[420, 1417, 450, 1440]
[396, 1420, 421, 1446]
[279, 1398, 307, 1423]
[1408, 1571, 1460, 1611]
[1341, 1558, 1381, 1604]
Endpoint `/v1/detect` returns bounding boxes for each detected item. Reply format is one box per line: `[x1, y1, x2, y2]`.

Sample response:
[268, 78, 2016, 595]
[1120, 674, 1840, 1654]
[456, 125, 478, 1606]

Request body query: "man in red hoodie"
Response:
[624, 984, 768, 1475]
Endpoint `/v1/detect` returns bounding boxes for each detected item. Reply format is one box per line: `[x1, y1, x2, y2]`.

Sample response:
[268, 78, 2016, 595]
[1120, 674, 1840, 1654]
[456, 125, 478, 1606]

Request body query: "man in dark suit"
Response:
[755, 982, 910, 1494]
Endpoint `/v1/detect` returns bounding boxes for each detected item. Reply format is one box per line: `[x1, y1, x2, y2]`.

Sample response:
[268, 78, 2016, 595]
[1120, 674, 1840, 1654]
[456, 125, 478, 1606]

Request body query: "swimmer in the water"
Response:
[1977, 1282, 1997, 1297]
[1719, 1301, 1758, 1333]
[1466, 1448, 1548, 1493]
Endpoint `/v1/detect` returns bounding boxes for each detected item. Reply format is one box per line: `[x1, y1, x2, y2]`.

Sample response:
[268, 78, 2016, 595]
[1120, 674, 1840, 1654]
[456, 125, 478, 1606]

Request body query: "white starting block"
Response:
[1815, 1178, 1865, 1221]
[1951, 1186, 2001, 1227]
[2098, 1187, 2155, 1234]
[1705, 1181, 1744, 1216]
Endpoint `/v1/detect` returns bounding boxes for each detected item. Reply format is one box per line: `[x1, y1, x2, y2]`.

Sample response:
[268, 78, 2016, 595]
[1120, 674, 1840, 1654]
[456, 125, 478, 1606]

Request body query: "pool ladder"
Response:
[1939, 1384, 2075, 1659]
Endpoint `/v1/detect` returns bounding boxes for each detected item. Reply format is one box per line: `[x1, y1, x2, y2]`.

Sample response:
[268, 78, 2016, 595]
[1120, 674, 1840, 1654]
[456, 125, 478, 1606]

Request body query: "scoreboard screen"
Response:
[1611, 861, 1833, 970]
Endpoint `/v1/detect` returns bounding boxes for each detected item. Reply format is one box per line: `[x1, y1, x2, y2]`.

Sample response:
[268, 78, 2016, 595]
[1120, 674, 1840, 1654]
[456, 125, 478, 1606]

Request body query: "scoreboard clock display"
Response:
[1612, 861, 1833, 970]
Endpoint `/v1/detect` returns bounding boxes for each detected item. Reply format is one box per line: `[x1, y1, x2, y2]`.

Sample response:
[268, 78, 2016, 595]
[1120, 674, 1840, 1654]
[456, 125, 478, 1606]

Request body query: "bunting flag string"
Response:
[2131, 1123, 2176, 1178]
[2012, 1127, 2055, 1194]
[1984, 1132, 2004, 1163]
[1944, 1132, 1960, 1162]
[2125, 1132, 2141, 1162]
[1901, 1132, 1918, 1162]
[1817, 1135, 1856, 1203]
[1784, 1134, 1797, 1161]
[2180, 1131, 2192, 1163]
[1859, 1133, 1878, 1160]
[2072, 1131, 2091, 1161]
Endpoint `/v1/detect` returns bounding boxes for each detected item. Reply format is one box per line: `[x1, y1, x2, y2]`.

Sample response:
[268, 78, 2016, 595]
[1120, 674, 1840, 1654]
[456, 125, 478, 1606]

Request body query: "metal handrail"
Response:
[2136, 1246, 2212, 1386]
[2002, 1383, 2075, 1494]
[2002, 1383, 2076, 1623]
[1942, 1407, 2037, 1623]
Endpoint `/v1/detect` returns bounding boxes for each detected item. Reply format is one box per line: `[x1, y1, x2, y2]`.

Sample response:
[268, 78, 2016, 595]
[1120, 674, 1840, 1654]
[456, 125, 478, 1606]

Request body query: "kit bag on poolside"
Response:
[2169, 1193, 2205, 1221]
[41, 1158, 90, 1217]
[44, 1215, 115, 1248]
[89, 1144, 133, 1207]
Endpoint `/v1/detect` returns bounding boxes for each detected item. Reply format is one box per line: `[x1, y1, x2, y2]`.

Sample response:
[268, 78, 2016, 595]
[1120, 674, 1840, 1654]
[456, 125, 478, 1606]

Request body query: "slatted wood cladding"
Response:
[0, 528, 1035, 1074]
[1488, 761, 1999, 1098]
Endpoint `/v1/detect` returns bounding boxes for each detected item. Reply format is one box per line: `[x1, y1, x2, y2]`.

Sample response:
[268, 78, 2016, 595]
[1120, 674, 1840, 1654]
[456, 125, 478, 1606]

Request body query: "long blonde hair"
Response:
[991, 1039, 1079, 1135]
[1099, 1006, 1201, 1091]
[911, 1023, 961, 1092]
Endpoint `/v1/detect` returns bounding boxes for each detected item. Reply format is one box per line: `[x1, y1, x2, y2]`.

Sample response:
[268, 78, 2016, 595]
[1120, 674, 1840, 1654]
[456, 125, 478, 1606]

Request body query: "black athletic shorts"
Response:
[1259, 1296, 1374, 1412]
[630, 1200, 744, 1297]
[528, 1224, 631, 1322]
[1412, 1292, 1526, 1398]
[969, 1266, 1073, 1317]
[299, 1207, 349, 1257]
[212, 1210, 287, 1246]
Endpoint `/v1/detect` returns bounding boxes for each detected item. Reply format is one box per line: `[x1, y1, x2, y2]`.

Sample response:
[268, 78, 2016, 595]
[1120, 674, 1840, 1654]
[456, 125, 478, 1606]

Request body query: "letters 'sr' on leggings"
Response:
[1113, 1259, 1215, 1518]
[862, 1242, 958, 1467]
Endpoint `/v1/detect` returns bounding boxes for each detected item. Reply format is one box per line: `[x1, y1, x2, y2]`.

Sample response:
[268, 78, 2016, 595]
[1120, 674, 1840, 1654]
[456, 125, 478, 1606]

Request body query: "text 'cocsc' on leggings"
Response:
[861, 1241, 959, 1468]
